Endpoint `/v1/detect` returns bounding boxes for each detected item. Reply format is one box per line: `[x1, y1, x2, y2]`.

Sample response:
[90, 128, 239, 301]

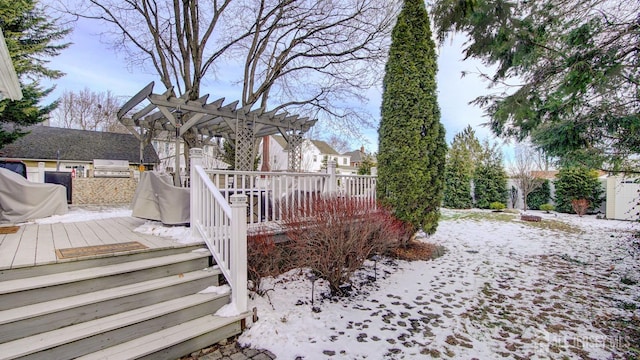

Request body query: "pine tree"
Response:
[377, 0, 447, 235]
[443, 125, 481, 208]
[0, 0, 69, 147]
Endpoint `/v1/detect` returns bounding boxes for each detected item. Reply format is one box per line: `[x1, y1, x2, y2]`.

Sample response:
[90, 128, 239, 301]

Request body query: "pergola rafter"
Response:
[118, 82, 317, 180]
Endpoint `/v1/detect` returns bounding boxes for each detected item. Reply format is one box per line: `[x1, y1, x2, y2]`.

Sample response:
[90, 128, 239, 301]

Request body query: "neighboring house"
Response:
[342, 146, 377, 174]
[0, 126, 159, 182]
[258, 135, 351, 173]
[150, 132, 229, 175]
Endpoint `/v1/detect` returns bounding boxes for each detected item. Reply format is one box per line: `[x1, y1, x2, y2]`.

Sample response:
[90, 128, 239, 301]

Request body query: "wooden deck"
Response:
[0, 216, 202, 270]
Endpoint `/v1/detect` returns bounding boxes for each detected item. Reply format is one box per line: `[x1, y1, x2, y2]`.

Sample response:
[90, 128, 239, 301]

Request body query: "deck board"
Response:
[35, 225, 57, 265]
[0, 226, 24, 270]
[51, 223, 72, 250]
[12, 225, 38, 268]
[74, 222, 105, 246]
[0, 216, 197, 270]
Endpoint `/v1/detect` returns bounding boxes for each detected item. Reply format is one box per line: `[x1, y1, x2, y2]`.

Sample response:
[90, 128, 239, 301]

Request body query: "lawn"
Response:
[239, 209, 639, 359]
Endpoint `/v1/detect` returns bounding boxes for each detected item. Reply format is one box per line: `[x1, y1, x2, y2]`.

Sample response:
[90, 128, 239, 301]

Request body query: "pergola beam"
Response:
[118, 84, 318, 172]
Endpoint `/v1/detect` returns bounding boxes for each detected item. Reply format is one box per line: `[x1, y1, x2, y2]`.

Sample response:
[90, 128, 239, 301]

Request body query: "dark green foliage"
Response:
[553, 167, 604, 214]
[473, 141, 507, 209]
[474, 162, 508, 209]
[357, 154, 375, 176]
[443, 154, 473, 208]
[443, 125, 481, 209]
[0, 0, 69, 147]
[431, 0, 640, 170]
[377, 0, 447, 235]
[527, 179, 551, 210]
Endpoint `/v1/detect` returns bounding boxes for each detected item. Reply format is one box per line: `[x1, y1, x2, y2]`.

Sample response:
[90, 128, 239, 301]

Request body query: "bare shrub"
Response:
[247, 227, 288, 294]
[282, 196, 404, 296]
[571, 198, 590, 216]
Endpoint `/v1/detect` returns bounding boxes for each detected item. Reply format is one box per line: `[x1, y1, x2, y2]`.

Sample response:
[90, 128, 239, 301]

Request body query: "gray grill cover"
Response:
[0, 168, 68, 224]
[130, 172, 190, 225]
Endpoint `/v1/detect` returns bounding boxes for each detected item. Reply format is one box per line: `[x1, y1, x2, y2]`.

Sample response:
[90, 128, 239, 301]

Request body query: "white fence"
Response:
[606, 176, 639, 221]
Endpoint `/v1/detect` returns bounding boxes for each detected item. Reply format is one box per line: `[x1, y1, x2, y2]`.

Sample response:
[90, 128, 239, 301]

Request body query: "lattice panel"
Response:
[235, 121, 255, 171]
[287, 134, 304, 172]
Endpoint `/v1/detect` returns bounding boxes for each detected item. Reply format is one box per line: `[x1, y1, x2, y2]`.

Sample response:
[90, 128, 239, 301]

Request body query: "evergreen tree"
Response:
[357, 154, 375, 176]
[0, 0, 69, 147]
[431, 0, 640, 169]
[474, 140, 507, 209]
[554, 167, 604, 214]
[527, 179, 551, 210]
[443, 125, 481, 208]
[377, 0, 446, 235]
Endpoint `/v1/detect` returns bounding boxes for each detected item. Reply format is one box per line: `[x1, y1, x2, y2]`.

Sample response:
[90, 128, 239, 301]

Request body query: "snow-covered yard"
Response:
[34, 206, 639, 359]
[239, 209, 639, 359]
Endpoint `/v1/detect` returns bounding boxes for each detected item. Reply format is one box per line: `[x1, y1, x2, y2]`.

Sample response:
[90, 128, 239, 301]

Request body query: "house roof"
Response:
[310, 140, 338, 155]
[343, 150, 364, 162]
[0, 126, 160, 164]
[271, 135, 339, 155]
[530, 171, 559, 180]
[271, 135, 289, 149]
[343, 149, 376, 163]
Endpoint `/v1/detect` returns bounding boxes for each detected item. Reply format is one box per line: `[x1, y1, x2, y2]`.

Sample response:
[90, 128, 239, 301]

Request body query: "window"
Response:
[313, 155, 318, 162]
[343, 158, 347, 165]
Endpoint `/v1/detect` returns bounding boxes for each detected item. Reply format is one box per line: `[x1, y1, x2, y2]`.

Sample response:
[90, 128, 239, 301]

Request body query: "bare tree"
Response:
[229, 0, 398, 136]
[510, 143, 545, 211]
[50, 88, 126, 132]
[325, 134, 350, 154]
[57, 0, 398, 171]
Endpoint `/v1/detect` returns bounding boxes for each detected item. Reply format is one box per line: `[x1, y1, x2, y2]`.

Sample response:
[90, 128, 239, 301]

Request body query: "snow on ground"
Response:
[32, 205, 199, 243]
[34, 206, 132, 224]
[239, 209, 640, 359]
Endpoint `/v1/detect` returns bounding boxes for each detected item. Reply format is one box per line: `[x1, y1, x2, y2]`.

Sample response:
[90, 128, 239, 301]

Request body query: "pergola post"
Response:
[287, 134, 304, 172]
[234, 120, 255, 171]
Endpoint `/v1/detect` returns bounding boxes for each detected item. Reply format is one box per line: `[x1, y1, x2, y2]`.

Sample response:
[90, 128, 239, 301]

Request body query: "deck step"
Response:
[76, 313, 248, 360]
[0, 244, 207, 281]
[0, 267, 222, 343]
[0, 251, 211, 311]
[0, 291, 231, 360]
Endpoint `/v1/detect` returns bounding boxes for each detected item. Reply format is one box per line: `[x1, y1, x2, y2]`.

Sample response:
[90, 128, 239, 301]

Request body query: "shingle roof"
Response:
[310, 140, 338, 155]
[271, 135, 289, 149]
[0, 126, 159, 164]
[271, 135, 339, 155]
[343, 150, 364, 162]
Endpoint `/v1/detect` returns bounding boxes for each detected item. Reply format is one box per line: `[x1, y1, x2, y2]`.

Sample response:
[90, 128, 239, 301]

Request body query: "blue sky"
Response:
[43, 17, 506, 156]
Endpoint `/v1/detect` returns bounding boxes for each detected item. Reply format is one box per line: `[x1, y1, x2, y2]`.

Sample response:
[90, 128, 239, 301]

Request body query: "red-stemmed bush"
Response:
[281, 196, 408, 296]
[571, 198, 590, 217]
[247, 227, 288, 294]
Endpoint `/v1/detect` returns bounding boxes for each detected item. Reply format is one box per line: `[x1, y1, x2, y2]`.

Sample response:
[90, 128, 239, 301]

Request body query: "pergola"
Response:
[118, 82, 317, 182]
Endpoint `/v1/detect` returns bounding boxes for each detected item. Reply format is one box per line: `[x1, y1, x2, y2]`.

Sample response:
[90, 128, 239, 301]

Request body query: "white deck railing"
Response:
[204, 162, 377, 225]
[189, 148, 377, 313]
[190, 149, 247, 313]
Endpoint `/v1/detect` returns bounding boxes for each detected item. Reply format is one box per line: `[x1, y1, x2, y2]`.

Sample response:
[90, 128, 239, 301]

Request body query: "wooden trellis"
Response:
[118, 82, 317, 178]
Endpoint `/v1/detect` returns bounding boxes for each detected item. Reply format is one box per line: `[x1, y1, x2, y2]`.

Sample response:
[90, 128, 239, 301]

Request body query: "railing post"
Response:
[327, 160, 337, 195]
[190, 148, 203, 238]
[230, 194, 248, 313]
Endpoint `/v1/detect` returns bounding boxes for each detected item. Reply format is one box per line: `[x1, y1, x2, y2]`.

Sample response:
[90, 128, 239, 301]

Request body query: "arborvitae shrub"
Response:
[527, 179, 550, 210]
